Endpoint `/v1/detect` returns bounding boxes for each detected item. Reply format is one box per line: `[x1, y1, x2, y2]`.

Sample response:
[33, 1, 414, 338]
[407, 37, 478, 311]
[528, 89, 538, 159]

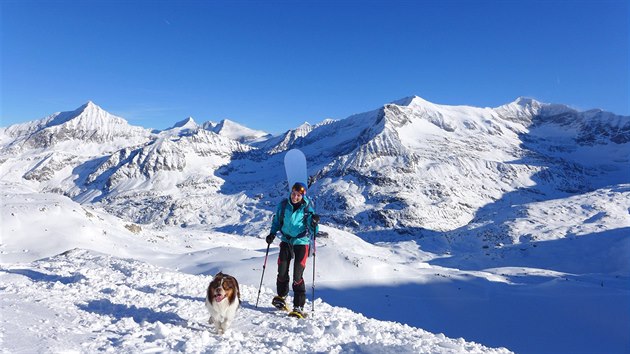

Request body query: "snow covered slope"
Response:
[0, 249, 511, 353]
[299, 96, 629, 238]
[1, 184, 513, 353]
[1, 97, 629, 353]
[1, 174, 628, 353]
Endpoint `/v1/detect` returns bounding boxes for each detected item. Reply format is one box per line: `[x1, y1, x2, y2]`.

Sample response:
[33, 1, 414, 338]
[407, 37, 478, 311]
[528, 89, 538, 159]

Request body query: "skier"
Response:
[266, 181, 319, 318]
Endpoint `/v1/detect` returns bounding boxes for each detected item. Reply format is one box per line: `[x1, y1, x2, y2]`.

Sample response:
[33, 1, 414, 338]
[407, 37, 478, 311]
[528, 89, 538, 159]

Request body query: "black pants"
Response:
[277, 241, 309, 308]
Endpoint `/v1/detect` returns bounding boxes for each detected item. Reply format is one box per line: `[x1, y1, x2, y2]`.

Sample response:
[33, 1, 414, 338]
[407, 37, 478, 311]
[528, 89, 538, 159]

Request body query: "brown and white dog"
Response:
[205, 272, 240, 334]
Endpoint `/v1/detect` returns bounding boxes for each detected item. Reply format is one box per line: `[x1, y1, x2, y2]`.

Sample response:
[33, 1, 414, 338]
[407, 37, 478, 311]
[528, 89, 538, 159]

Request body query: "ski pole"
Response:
[255, 243, 270, 308]
[311, 235, 316, 312]
[310, 214, 320, 313]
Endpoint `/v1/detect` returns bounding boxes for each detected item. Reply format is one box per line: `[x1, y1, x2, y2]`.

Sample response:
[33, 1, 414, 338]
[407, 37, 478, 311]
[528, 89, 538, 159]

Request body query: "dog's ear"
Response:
[232, 277, 241, 299]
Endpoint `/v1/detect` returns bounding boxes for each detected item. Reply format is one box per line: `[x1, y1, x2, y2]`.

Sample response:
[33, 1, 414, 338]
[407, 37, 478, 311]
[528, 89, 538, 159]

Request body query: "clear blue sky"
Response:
[2, 0, 628, 134]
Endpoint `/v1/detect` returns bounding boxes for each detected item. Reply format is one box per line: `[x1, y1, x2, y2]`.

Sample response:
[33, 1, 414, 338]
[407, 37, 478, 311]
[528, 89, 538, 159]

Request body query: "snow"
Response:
[2, 182, 629, 353]
[172, 117, 198, 129]
[0, 189, 511, 353]
[1, 97, 629, 353]
[0, 248, 509, 354]
[210, 119, 270, 143]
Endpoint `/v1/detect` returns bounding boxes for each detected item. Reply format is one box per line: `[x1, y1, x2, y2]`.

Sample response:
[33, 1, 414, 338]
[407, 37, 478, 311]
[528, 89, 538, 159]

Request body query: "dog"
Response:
[205, 272, 240, 334]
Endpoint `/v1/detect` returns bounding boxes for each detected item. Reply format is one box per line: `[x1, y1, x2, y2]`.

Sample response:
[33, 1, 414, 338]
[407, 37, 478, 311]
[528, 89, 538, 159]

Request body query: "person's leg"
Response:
[276, 241, 292, 297]
[291, 244, 309, 309]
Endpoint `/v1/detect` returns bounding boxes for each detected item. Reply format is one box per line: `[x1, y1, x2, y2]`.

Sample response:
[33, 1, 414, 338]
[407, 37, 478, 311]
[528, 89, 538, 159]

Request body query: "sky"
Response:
[1, 0, 628, 134]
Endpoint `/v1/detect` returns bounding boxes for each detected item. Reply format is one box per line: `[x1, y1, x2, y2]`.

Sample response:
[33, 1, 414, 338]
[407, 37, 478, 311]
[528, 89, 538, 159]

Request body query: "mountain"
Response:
[0, 101, 151, 152]
[1, 97, 628, 242]
[168, 117, 199, 136]
[205, 118, 271, 143]
[0, 102, 154, 195]
[1, 97, 629, 353]
[278, 96, 629, 242]
[254, 120, 336, 154]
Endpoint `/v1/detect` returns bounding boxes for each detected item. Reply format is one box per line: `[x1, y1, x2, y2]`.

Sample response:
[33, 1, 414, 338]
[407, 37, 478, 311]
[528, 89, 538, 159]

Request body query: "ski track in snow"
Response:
[0, 249, 511, 354]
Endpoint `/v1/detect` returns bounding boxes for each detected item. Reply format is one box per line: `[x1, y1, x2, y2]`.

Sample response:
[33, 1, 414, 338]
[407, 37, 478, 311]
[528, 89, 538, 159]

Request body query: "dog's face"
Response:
[207, 272, 240, 304]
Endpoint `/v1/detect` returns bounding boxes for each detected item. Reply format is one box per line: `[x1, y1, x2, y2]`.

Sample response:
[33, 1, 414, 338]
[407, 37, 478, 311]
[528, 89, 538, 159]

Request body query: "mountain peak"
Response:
[81, 100, 97, 108]
[297, 121, 312, 129]
[498, 97, 577, 118]
[390, 96, 440, 110]
[213, 119, 269, 143]
[390, 95, 421, 105]
[76, 101, 104, 114]
[6, 101, 149, 150]
[511, 97, 543, 109]
[44, 101, 111, 128]
[172, 117, 197, 129]
[217, 118, 246, 128]
[493, 97, 546, 118]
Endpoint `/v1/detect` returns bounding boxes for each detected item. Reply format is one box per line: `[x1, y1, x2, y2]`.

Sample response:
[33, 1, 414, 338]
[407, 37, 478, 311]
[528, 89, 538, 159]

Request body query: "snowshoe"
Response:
[272, 296, 289, 312]
[288, 307, 307, 319]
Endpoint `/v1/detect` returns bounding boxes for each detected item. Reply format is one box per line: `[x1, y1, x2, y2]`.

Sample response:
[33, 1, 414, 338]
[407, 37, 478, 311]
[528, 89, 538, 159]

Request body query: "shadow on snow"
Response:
[77, 299, 187, 325]
[1, 268, 87, 284]
[316, 270, 630, 354]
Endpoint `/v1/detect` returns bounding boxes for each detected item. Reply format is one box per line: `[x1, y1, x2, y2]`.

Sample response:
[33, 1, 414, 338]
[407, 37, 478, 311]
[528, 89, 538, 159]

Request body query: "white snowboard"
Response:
[284, 149, 308, 193]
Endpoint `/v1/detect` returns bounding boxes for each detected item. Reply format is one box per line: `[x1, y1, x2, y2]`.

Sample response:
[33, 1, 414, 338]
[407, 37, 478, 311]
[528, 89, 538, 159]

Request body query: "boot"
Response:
[272, 295, 288, 311]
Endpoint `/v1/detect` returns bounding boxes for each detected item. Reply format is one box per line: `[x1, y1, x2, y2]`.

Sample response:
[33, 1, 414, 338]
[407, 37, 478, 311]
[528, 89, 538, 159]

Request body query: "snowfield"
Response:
[1, 184, 629, 353]
[1, 185, 513, 353]
[1, 249, 511, 354]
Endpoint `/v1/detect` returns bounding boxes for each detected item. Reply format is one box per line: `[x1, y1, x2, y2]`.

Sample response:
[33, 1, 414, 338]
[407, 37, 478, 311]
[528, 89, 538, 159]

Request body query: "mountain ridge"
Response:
[1, 96, 628, 247]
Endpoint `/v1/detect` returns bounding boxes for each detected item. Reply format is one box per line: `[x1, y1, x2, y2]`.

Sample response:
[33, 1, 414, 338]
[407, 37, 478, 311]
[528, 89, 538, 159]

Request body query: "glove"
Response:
[311, 214, 320, 227]
[265, 233, 275, 244]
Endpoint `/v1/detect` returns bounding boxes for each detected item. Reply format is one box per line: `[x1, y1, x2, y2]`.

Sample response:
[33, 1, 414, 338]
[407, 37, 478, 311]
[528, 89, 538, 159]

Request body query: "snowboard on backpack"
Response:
[284, 148, 308, 192]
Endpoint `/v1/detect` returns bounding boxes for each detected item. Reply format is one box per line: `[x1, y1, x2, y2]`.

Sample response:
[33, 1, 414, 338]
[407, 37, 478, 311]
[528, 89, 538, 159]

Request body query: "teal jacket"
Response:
[270, 195, 318, 246]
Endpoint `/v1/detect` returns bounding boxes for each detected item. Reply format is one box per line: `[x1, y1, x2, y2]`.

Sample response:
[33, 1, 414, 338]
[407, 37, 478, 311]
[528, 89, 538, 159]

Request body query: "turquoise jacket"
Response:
[270, 195, 318, 246]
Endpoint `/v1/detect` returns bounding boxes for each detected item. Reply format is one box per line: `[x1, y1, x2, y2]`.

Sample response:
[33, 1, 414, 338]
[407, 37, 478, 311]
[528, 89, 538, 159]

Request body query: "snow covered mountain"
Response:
[0, 101, 151, 152]
[1, 97, 629, 353]
[0, 102, 154, 197]
[293, 96, 629, 243]
[170, 117, 200, 135]
[253, 120, 336, 154]
[1, 97, 628, 243]
[204, 118, 271, 143]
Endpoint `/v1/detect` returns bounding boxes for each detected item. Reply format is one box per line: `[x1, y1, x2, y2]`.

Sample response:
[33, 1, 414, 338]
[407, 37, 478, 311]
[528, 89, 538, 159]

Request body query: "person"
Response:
[266, 182, 319, 317]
